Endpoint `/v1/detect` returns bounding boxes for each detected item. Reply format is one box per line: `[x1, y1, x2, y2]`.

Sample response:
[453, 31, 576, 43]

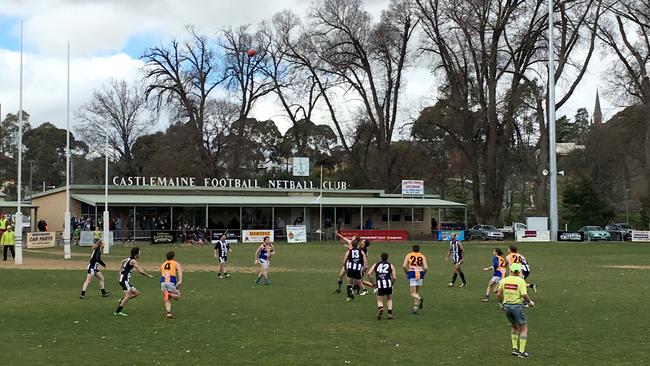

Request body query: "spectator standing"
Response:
[2, 225, 16, 261]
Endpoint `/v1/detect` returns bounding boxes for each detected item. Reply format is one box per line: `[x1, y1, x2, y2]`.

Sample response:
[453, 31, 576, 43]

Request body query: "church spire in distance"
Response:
[593, 90, 602, 126]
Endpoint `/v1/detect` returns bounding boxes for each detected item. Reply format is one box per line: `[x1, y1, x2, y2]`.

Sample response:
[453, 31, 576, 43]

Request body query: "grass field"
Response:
[1, 241, 649, 365]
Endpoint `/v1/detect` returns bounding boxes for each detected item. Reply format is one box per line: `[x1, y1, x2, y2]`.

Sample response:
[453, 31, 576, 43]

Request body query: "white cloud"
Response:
[0, 49, 143, 129]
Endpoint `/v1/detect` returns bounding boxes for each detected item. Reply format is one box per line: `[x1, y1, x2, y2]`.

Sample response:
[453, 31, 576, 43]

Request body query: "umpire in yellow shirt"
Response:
[497, 263, 535, 359]
[2, 225, 16, 261]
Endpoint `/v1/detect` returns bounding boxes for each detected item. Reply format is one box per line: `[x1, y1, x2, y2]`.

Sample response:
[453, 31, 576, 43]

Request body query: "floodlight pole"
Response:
[15, 20, 24, 265]
[548, 0, 559, 241]
[64, 41, 71, 259]
[319, 165, 323, 243]
[103, 130, 109, 254]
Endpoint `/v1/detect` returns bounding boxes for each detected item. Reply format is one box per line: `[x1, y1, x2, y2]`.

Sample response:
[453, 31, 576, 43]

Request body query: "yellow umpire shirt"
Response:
[498, 275, 528, 304]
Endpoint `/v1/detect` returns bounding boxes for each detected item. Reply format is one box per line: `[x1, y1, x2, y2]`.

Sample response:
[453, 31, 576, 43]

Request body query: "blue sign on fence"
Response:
[437, 230, 465, 241]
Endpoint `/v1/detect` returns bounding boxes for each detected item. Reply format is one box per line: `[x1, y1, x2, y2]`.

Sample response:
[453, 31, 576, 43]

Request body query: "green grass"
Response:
[2, 241, 650, 365]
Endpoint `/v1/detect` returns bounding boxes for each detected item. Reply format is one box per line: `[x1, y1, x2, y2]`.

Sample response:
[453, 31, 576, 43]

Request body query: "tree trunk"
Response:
[535, 97, 549, 215]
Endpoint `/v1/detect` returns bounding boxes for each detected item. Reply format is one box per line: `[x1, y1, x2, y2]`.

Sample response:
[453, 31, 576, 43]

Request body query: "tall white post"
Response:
[103, 130, 110, 254]
[15, 20, 24, 265]
[64, 41, 71, 259]
[548, 0, 559, 241]
[319, 165, 323, 242]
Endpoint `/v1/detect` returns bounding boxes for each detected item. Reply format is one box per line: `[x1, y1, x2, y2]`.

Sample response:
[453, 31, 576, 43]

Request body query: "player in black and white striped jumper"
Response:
[79, 240, 109, 299]
[343, 240, 367, 301]
[445, 234, 467, 287]
[367, 252, 397, 320]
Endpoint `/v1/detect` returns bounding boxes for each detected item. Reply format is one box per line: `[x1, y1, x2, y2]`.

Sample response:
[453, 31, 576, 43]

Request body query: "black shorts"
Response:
[377, 287, 393, 296]
[87, 264, 100, 274]
[119, 280, 132, 291]
[522, 270, 531, 279]
[347, 269, 362, 280]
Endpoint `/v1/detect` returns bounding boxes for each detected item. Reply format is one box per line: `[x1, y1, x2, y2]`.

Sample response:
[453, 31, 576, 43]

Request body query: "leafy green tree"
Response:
[0, 111, 31, 184]
[562, 177, 615, 229]
[557, 108, 590, 144]
[223, 118, 282, 177]
[280, 119, 337, 161]
[23, 122, 88, 191]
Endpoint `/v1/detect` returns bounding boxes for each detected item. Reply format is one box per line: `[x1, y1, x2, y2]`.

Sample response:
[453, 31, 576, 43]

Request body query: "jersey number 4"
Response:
[410, 256, 423, 267]
[164, 263, 171, 270]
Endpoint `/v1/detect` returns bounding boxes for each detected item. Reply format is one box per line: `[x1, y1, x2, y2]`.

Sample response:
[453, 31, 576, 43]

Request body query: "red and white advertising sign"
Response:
[515, 230, 550, 242]
[401, 180, 424, 196]
[338, 229, 409, 242]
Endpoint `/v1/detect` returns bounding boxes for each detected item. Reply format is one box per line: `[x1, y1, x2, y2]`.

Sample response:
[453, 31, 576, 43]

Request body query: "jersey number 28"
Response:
[410, 256, 423, 267]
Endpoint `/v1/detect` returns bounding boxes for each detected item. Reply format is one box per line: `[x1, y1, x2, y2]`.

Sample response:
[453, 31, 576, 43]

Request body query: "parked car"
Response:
[468, 225, 504, 241]
[438, 222, 466, 231]
[605, 223, 635, 241]
[499, 222, 527, 234]
[578, 226, 611, 241]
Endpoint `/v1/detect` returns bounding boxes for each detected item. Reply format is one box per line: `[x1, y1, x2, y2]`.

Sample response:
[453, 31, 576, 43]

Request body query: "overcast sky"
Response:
[0, 0, 616, 136]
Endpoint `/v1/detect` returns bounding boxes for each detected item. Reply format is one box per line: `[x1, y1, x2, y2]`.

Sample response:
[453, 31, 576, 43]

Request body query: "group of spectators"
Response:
[69, 215, 127, 245]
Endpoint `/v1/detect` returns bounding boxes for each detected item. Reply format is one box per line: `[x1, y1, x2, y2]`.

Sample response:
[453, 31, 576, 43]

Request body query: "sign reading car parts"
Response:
[26, 232, 56, 249]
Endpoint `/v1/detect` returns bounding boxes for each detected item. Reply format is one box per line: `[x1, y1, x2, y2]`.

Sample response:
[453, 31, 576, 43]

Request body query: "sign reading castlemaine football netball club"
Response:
[401, 180, 424, 196]
[112, 176, 348, 191]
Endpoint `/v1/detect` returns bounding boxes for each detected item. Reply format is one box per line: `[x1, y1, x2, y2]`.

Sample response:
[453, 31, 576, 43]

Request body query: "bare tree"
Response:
[75, 79, 156, 175]
[598, 0, 650, 198]
[219, 25, 276, 120]
[306, 0, 419, 189]
[141, 27, 225, 175]
[415, 0, 601, 223]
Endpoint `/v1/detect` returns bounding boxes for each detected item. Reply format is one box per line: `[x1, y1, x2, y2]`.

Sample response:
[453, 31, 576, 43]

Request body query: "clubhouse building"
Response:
[30, 178, 467, 241]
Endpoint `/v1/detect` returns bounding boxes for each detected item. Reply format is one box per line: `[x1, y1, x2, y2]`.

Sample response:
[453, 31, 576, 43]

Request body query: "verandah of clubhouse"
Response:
[30, 185, 466, 241]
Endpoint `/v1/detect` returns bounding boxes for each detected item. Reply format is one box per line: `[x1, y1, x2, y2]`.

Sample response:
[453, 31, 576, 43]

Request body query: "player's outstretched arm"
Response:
[134, 260, 153, 278]
[423, 256, 429, 273]
[213, 249, 218, 258]
[390, 264, 397, 282]
[402, 255, 409, 274]
[336, 232, 353, 248]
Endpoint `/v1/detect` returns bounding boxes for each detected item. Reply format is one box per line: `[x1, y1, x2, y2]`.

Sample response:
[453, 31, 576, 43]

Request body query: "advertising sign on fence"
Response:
[515, 230, 551, 242]
[401, 180, 424, 196]
[26, 232, 56, 249]
[79, 231, 114, 246]
[558, 231, 584, 242]
[437, 230, 465, 241]
[242, 230, 274, 243]
[211, 231, 239, 244]
[338, 229, 408, 242]
[151, 231, 176, 244]
[631, 231, 650, 242]
[286, 225, 307, 243]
